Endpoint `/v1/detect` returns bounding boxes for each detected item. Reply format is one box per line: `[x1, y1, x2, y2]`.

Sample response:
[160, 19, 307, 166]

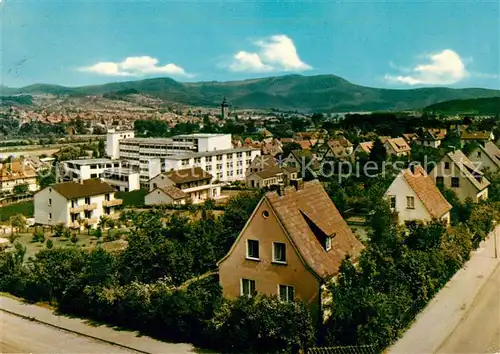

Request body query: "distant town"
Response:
[1, 90, 499, 353]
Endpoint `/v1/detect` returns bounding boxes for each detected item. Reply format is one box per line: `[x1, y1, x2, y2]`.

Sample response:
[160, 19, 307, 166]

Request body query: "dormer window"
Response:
[325, 236, 332, 251]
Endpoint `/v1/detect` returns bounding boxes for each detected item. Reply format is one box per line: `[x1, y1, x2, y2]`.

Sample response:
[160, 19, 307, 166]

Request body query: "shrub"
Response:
[70, 235, 78, 244]
[32, 231, 46, 243]
[46, 239, 53, 249]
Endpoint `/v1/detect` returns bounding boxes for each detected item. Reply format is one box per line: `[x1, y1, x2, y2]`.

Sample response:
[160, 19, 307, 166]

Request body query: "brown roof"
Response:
[296, 140, 313, 150]
[327, 138, 353, 148]
[265, 180, 364, 278]
[402, 166, 452, 218]
[51, 179, 116, 199]
[461, 131, 492, 140]
[255, 166, 284, 179]
[250, 155, 277, 170]
[385, 137, 411, 153]
[0, 162, 37, 182]
[160, 186, 188, 200]
[357, 141, 374, 154]
[166, 167, 212, 184]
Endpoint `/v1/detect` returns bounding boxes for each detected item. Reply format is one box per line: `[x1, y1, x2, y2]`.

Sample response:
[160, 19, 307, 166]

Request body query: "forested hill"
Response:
[2, 75, 499, 112]
[424, 97, 500, 115]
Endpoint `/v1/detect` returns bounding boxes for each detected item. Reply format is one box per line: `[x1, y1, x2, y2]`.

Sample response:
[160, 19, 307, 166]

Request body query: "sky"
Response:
[1, 0, 499, 89]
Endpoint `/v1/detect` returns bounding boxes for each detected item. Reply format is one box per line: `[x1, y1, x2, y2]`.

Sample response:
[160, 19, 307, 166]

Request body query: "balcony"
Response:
[69, 221, 80, 229]
[103, 199, 123, 207]
[86, 217, 98, 225]
[83, 203, 97, 211]
[70, 205, 85, 214]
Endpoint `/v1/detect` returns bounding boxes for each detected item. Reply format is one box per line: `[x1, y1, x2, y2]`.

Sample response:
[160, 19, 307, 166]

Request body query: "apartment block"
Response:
[34, 179, 122, 229]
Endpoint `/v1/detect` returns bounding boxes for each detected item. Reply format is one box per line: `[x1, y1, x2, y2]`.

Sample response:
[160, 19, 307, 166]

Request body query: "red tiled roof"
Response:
[265, 180, 364, 278]
[402, 166, 452, 218]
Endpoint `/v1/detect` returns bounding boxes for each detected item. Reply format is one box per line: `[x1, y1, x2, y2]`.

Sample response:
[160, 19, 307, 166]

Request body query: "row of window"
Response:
[241, 279, 294, 302]
[436, 176, 460, 188]
[388, 195, 415, 209]
[246, 240, 287, 263]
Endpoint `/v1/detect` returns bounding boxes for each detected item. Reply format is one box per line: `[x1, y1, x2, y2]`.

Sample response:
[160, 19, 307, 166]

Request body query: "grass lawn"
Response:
[0, 201, 34, 222]
[11, 228, 129, 259]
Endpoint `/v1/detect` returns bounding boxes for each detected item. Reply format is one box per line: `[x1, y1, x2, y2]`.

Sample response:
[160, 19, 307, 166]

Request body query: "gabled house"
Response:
[460, 131, 494, 147]
[354, 141, 374, 155]
[217, 180, 364, 321]
[415, 129, 446, 148]
[317, 139, 354, 161]
[467, 142, 500, 173]
[0, 161, 38, 194]
[403, 133, 419, 144]
[385, 166, 452, 225]
[384, 137, 411, 157]
[430, 150, 490, 202]
[247, 155, 278, 175]
[246, 166, 299, 189]
[34, 179, 121, 229]
[282, 150, 320, 175]
[146, 167, 220, 205]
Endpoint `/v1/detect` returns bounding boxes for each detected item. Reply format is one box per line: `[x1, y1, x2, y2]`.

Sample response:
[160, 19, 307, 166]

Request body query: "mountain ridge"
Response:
[2, 74, 499, 112]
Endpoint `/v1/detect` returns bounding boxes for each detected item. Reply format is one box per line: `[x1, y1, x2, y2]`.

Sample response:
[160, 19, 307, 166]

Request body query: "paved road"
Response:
[437, 265, 500, 354]
[0, 311, 136, 354]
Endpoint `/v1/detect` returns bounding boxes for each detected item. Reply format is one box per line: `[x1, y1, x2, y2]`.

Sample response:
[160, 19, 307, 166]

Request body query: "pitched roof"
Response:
[327, 138, 353, 148]
[446, 150, 490, 191]
[403, 133, 419, 142]
[385, 137, 411, 153]
[296, 140, 313, 150]
[50, 179, 116, 199]
[265, 180, 364, 278]
[166, 167, 212, 184]
[250, 155, 277, 170]
[481, 142, 500, 169]
[402, 166, 452, 218]
[160, 186, 188, 200]
[461, 130, 493, 140]
[357, 141, 374, 154]
[255, 166, 284, 179]
[0, 162, 37, 181]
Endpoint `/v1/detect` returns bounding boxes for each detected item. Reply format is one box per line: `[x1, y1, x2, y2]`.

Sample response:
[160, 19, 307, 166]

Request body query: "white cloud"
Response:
[228, 35, 312, 73]
[80, 56, 193, 78]
[385, 49, 468, 85]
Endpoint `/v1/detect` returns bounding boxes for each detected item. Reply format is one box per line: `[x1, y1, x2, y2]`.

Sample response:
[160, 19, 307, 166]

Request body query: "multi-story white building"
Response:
[102, 168, 140, 192]
[60, 159, 122, 181]
[106, 131, 259, 185]
[106, 129, 135, 159]
[161, 147, 261, 183]
[34, 179, 122, 229]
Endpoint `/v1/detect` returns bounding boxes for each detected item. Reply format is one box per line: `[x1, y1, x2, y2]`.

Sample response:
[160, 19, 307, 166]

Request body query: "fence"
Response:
[308, 344, 380, 354]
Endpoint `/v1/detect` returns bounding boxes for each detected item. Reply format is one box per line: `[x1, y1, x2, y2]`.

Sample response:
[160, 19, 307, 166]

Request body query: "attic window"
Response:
[262, 210, 270, 218]
[325, 237, 332, 251]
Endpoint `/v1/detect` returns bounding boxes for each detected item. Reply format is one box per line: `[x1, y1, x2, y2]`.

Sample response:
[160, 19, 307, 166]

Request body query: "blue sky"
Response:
[1, 0, 499, 89]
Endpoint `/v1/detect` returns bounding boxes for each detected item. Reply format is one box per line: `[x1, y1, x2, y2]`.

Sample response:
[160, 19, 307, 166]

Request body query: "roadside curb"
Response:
[433, 259, 500, 353]
[388, 229, 500, 354]
[0, 306, 149, 354]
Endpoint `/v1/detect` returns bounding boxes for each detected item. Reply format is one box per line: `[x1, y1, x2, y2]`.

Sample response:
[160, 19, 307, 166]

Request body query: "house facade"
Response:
[146, 167, 220, 205]
[34, 179, 122, 229]
[384, 137, 411, 157]
[217, 180, 364, 321]
[246, 166, 299, 189]
[467, 142, 500, 173]
[430, 150, 490, 203]
[0, 161, 38, 194]
[385, 166, 452, 225]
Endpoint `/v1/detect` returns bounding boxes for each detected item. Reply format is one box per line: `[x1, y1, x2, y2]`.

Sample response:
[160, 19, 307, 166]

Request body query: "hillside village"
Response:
[1, 94, 500, 353]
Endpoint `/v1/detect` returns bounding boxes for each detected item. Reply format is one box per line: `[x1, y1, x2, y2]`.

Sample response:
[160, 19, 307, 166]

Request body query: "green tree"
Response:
[368, 139, 387, 164]
[9, 214, 27, 237]
[36, 168, 56, 189]
[13, 183, 29, 195]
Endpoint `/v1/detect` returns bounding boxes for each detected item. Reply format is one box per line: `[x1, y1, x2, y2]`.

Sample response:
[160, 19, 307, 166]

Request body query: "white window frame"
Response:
[272, 242, 287, 264]
[278, 284, 295, 302]
[240, 278, 256, 297]
[246, 239, 260, 260]
[406, 196, 415, 209]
